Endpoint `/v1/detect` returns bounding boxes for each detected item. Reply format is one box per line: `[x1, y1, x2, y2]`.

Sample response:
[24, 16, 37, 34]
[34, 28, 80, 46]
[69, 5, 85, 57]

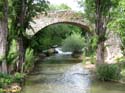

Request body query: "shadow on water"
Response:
[21, 54, 125, 93]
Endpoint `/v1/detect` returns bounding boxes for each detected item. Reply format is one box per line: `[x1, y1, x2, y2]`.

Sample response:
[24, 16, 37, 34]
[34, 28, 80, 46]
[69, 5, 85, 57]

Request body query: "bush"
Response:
[0, 88, 3, 93]
[0, 73, 14, 88]
[23, 48, 35, 72]
[0, 72, 25, 88]
[62, 32, 85, 52]
[14, 72, 25, 83]
[96, 64, 121, 81]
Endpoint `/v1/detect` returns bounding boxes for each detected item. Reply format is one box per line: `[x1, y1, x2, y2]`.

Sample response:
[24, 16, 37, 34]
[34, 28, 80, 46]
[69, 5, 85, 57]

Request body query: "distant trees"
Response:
[49, 3, 71, 11]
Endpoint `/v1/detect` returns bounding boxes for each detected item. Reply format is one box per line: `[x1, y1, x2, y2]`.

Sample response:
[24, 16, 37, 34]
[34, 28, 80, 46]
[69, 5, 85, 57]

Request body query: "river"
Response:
[21, 54, 125, 93]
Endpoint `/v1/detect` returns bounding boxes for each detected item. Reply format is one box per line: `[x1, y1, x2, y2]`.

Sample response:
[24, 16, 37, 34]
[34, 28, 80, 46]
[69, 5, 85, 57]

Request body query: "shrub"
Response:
[62, 32, 85, 52]
[0, 73, 14, 88]
[96, 64, 121, 81]
[23, 48, 35, 72]
[14, 72, 25, 83]
[0, 72, 25, 89]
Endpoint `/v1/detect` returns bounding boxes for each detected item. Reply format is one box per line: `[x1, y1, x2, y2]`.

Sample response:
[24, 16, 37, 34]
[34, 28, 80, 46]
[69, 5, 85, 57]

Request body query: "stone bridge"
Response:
[26, 10, 90, 36]
[26, 10, 122, 63]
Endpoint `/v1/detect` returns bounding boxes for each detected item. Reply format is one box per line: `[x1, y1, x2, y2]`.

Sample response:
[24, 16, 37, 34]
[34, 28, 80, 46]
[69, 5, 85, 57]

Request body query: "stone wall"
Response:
[105, 31, 123, 63]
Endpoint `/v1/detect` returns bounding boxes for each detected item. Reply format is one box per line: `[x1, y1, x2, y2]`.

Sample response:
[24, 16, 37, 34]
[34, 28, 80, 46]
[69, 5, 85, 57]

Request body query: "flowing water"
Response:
[21, 54, 125, 93]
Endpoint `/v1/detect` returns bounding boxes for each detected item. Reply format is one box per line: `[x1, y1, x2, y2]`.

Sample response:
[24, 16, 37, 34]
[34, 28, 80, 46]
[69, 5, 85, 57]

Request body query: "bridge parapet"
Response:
[34, 10, 84, 21]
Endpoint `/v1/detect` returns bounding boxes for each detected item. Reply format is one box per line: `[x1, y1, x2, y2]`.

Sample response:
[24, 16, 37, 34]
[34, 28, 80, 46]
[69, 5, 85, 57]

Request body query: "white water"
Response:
[55, 48, 72, 55]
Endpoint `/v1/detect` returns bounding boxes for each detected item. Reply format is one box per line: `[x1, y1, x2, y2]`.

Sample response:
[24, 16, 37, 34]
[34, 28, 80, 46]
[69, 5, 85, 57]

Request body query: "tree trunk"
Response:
[16, 0, 26, 72]
[0, 23, 8, 73]
[17, 37, 25, 72]
[95, 0, 106, 64]
[0, 0, 8, 73]
[96, 41, 105, 64]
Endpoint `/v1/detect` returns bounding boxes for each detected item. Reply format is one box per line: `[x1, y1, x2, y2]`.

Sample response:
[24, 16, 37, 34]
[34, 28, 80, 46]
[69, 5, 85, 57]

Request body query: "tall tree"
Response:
[95, 0, 119, 64]
[9, 0, 49, 72]
[0, 0, 8, 73]
[78, 0, 119, 64]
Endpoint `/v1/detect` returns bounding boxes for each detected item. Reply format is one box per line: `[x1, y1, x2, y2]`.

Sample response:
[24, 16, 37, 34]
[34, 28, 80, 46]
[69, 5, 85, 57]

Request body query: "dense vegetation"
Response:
[30, 24, 83, 52]
[62, 32, 85, 53]
[96, 64, 121, 81]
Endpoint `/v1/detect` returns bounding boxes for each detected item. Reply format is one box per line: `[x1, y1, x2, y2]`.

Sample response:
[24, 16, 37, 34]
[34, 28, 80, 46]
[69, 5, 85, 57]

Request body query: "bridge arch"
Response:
[26, 10, 90, 36]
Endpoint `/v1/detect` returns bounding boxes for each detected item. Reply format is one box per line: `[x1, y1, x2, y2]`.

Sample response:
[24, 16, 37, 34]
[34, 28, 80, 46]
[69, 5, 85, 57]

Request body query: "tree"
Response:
[0, 0, 8, 73]
[78, 0, 119, 64]
[8, 0, 49, 72]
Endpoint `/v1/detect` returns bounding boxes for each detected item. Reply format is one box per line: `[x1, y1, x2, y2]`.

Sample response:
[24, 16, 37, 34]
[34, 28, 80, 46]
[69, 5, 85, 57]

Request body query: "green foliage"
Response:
[78, 0, 120, 64]
[31, 24, 83, 52]
[0, 73, 14, 88]
[0, 88, 3, 93]
[8, 0, 49, 38]
[0, 72, 25, 88]
[78, 0, 95, 23]
[62, 32, 85, 52]
[0, 1, 4, 19]
[78, 0, 119, 23]
[7, 39, 18, 65]
[90, 55, 96, 64]
[0, 0, 49, 74]
[14, 72, 25, 83]
[96, 64, 121, 81]
[49, 3, 71, 11]
[116, 56, 125, 63]
[23, 48, 34, 72]
[78, 0, 119, 41]
[121, 69, 125, 77]
[108, 0, 125, 55]
[82, 34, 97, 56]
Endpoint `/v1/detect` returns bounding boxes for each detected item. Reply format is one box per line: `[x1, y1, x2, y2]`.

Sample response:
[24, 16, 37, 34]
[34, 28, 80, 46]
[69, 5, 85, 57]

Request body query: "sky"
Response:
[48, 0, 82, 11]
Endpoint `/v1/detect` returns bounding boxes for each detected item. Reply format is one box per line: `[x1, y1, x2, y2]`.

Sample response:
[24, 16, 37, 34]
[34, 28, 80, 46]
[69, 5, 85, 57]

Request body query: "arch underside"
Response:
[26, 19, 90, 36]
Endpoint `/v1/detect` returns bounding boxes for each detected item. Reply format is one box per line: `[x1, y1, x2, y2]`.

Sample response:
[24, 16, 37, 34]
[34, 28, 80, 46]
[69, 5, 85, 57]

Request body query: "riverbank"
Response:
[0, 72, 26, 93]
[83, 59, 125, 84]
